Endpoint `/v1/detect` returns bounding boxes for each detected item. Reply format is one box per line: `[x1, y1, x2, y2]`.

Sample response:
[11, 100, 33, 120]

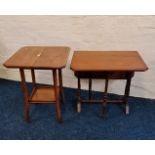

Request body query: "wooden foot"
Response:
[102, 102, 107, 115]
[77, 102, 81, 113]
[124, 72, 133, 115]
[125, 104, 129, 115]
[77, 77, 81, 113]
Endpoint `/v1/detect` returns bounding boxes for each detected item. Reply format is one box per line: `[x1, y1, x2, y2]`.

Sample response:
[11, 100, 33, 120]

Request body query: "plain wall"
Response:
[0, 15, 154, 98]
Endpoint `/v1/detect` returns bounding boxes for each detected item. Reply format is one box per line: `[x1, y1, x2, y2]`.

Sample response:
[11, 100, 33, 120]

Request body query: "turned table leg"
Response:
[19, 68, 30, 123]
[88, 78, 92, 100]
[53, 69, 62, 123]
[77, 77, 81, 113]
[124, 73, 133, 115]
[103, 78, 109, 115]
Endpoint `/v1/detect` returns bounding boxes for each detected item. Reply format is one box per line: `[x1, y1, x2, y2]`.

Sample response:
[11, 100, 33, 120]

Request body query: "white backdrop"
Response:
[0, 15, 154, 98]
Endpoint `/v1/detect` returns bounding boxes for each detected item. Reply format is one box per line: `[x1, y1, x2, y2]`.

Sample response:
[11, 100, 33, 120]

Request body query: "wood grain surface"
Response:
[4, 46, 70, 69]
[71, 51, 148, 72]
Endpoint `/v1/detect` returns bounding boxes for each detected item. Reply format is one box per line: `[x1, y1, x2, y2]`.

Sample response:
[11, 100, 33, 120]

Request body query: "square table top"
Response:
[4, 46, 70, 69]
[70, 51, 148, 72]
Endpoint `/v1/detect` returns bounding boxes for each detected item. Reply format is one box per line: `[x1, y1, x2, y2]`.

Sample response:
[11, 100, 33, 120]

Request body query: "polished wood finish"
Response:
[4, 46, 70, 69]
[30, 86, 59, 103]
[71, 51, 148, 116]
[53, 69, 62, 123]
[4, 46, 70, 123]
[19, 69, 30, 123]
[71, 51, 148, 71]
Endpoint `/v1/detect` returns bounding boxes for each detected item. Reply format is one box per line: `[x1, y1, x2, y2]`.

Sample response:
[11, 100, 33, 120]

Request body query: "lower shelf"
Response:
[29, 86, 59, 103]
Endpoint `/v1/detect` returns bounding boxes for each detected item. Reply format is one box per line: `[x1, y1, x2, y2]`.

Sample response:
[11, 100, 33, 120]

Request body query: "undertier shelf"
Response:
[29, 86, 59, 103]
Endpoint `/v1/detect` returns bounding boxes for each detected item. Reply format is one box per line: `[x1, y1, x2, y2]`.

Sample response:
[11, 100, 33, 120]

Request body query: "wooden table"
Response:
[71, 51, 148, 115]
[4, 46, 70, 123]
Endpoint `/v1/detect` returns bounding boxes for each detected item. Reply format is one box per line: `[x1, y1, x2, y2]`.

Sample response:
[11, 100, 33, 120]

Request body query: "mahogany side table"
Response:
[4, 46, 70, 123]
[70, 51, 148, 115]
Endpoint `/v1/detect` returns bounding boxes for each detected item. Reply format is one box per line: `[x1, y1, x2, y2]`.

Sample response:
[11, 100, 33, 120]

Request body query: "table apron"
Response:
[74, 71, 134, 79]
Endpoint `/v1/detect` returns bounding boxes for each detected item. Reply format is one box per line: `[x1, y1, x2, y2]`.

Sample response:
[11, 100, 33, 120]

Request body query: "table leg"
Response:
[77, 77, 81, 113]
[88, 78, 92, 100]
[124, 73, 133, 115]
[31, 69, 36, 88]
[53, 69, 62, 123]
[19, 68, 30, 123]
[58, 69, 65, 103]
[103, 78, 109, 115]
